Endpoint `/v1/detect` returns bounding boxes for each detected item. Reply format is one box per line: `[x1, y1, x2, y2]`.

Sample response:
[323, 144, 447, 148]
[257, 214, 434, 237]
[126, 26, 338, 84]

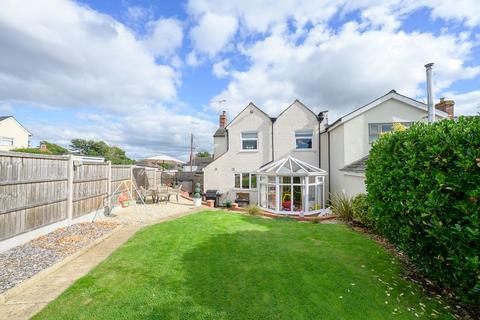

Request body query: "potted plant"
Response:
[193, 182, 202, 207]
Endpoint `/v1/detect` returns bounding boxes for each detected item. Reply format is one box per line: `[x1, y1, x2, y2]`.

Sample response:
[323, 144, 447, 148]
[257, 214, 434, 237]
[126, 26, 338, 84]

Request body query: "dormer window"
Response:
[295, 130, 313, 149]
[241, 132, 258, 150]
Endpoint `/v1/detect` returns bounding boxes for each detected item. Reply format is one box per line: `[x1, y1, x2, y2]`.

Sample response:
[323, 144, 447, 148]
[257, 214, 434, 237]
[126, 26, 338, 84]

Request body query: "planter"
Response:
[206, 200, 215, 208]
[231, 203, 239, 210]
[193, 197, 202, 207]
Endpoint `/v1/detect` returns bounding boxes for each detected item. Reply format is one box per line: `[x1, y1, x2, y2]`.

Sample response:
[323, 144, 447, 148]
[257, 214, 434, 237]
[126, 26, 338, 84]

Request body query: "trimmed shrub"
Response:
[245, 205, 262, 216]
[351, 193, 372, 227]
[330, 192, 354, 222]
[366, 116, 480, 304]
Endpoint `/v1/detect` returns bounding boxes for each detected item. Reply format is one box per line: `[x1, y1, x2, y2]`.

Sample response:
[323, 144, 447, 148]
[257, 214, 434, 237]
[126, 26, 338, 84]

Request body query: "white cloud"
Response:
[186, 51, 201, 67]
[190, 13, 238, 57]
[0, 103, 12, 113]
[0, 0, 178, 113]
[144, 18, 183, 57]
[425, 0, 480, 27]
[210, 22, 480, 120]
[27, 106, 217, 160]
[212, 59, 231, 77]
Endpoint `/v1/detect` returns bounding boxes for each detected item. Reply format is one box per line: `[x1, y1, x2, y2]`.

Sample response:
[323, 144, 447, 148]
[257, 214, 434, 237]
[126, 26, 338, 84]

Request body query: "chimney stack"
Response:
[435, 98, 455, 119]
[425, 63, 435, 123]
[219, 111, 227, 128]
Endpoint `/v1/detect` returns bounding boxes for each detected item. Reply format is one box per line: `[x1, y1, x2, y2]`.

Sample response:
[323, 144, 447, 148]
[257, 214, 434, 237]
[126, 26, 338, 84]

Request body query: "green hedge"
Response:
[366, 116, 480, 304]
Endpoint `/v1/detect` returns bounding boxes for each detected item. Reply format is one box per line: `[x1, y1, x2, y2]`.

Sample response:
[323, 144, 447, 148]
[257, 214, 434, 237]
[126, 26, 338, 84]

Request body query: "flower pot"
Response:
[193, 197, 202, 207]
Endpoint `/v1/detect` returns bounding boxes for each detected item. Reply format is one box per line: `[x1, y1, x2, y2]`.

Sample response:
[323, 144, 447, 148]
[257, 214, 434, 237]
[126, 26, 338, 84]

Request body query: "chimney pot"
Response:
[219, 111, 227, 128]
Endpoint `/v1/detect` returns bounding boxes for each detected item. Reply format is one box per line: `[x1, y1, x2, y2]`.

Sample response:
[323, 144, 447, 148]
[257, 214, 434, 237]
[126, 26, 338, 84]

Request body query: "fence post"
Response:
[130, 165, 134, 197]
[107, 161, 112, 208]
[153, 168, 157, 187]
[66, 155, 74, 225]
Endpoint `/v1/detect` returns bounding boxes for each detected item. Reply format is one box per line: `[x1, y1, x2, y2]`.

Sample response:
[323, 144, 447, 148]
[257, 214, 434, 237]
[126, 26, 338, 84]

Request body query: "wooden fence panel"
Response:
[110, 165, 132, 205]
[72, 163, 108, 219]
[0, 152, 68, 240]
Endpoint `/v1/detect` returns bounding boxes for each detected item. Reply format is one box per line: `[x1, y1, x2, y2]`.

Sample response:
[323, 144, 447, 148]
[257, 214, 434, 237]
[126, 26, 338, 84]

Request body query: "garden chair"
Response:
[169, 184, 183, 202]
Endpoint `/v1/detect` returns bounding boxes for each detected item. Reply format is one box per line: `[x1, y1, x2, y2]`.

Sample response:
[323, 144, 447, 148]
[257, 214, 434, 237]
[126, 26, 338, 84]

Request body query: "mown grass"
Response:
[34, 211, 452, 319]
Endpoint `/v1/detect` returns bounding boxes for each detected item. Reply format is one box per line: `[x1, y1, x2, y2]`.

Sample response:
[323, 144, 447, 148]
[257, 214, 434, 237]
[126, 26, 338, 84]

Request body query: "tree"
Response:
[196, 151, 211, 158]
[70, 139, 134, 164]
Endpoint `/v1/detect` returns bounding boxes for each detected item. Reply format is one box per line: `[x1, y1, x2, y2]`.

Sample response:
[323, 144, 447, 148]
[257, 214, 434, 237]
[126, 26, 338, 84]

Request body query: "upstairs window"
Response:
[368, 122, 412, 143]
[295, 130, 313, 149]
[241, 132, 258, 150]
[234, 173, 257, 189]
[0, 137, 13, 146]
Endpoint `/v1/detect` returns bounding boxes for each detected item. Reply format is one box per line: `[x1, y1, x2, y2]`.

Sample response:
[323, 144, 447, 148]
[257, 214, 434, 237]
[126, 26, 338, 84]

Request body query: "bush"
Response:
[366, 116, 480, 304]
[245, 205, 262, 216]
[351, 193, 372, 227]
[330, 192, 354, 222]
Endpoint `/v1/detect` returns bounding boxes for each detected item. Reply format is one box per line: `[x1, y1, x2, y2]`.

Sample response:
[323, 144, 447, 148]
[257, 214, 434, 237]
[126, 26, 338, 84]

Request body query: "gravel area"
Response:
[0, 221, 118, 294]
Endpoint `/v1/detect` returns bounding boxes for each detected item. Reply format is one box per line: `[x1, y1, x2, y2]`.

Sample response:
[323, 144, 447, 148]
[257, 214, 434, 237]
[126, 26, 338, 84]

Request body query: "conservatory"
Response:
[256, 156, 328, 216]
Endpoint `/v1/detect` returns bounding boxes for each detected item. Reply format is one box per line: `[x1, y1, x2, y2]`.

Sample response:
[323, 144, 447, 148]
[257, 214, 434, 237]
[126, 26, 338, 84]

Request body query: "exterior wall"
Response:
[213, 135, 227, 159]
[329, 97, 433, 198]
[342, 173, 366, 198]
[204, 104, 272, 205]
[327, 125, 345, 196]
[342, 99, 428, 164]
[320, 131, 330, 197]
[273, 101, 320, 166]
[0, 118, 30, 151]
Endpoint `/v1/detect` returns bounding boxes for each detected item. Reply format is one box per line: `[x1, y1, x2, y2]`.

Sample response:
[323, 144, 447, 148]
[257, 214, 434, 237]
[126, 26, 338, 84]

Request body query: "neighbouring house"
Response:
[0, 116, 32, 151]
[183, 156, 213, 172]
[203, 90, 452, 215]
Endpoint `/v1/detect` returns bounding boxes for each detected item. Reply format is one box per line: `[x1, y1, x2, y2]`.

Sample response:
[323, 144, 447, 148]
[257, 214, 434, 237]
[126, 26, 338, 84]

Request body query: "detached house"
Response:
[203, 90, 453, 216]
[0, 116, 31, 151]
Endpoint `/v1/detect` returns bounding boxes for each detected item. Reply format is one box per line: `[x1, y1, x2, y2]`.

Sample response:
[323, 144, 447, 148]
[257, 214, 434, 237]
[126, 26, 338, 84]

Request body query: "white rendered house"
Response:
[203, 90, 452, 215]
[0, 116, 31, 151]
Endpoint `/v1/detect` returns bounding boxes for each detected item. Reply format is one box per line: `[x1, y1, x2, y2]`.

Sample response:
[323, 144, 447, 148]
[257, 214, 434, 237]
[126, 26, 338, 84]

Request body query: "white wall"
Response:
[204, 104, 272, 204]
[342, 99, 428, 164]
[273, 101, 320, 166]
[342, 173, 367, 198]
[0, 118, 30, 151]
[213, 135, 227, 159]
[327, 124, 345, 196]
[328, 97, 434, 198]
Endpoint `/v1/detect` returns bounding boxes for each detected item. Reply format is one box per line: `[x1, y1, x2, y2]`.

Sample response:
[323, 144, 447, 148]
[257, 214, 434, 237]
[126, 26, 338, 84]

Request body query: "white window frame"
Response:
[241, 132, 258, 151]
[295, 130, 313, 150]
[368, 122, 413, 143]
[0, 136, 14, 146]
[234, 173, 257, 189]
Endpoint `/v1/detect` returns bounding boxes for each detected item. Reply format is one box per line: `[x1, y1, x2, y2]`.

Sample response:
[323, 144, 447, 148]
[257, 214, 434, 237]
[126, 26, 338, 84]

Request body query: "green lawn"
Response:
[34, 211, 452, 319]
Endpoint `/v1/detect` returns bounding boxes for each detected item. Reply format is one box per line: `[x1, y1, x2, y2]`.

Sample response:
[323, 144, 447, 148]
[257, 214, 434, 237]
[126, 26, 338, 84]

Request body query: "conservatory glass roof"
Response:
[255, 155, 328, 176]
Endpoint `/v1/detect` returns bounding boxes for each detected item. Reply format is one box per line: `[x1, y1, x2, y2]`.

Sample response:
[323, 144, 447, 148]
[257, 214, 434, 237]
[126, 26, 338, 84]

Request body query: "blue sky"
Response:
[1, 0, 479, 159]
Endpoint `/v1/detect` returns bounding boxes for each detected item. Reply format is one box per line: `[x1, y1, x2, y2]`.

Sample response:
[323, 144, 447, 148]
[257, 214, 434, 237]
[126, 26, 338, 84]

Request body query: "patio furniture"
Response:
[169, 184, 183, 202]
[155, 186, 171, 204]
[139, 186, 157, 203]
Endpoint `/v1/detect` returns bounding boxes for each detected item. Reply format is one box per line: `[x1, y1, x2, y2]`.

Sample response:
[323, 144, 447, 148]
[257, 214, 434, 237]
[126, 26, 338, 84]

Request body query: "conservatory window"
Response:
[295, 130, 313, 149]
[256, 156, 328, 216]
[241, 132, 258, 150]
